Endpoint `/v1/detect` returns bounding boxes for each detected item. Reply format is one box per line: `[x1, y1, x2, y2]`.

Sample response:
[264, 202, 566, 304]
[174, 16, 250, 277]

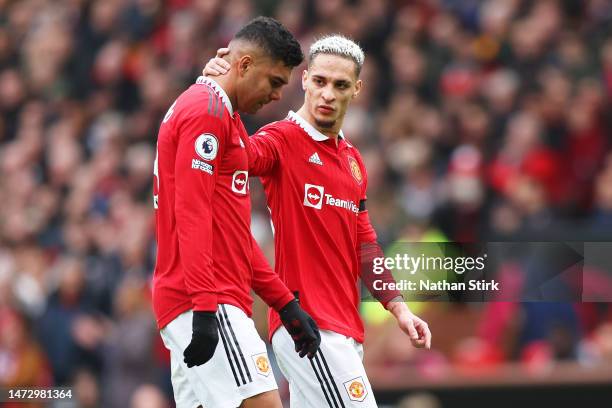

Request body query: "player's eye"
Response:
[313, 78, 324, 86]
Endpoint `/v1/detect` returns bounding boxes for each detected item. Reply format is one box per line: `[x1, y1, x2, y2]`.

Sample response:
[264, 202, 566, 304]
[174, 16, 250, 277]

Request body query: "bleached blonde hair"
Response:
[308, 35, 365, 76]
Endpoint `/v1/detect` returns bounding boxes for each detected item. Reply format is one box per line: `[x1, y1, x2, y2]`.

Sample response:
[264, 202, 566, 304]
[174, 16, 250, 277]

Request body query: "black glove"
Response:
[279, 299, 321, 359]
[183, 311, 219, 368]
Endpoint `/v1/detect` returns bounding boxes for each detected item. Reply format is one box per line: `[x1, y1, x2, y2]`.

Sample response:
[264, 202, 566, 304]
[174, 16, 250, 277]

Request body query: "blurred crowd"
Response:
[0, 0, 611, 407]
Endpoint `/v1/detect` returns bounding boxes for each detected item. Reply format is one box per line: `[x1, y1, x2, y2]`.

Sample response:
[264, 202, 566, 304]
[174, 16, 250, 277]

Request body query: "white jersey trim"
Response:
[196, 76, 234, 116]
[287, 111, 350, 146]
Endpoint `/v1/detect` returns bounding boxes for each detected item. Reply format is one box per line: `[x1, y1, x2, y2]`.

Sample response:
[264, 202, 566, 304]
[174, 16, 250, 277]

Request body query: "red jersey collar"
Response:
[287, 111, 350, 146]
[196, 76, 234, 116]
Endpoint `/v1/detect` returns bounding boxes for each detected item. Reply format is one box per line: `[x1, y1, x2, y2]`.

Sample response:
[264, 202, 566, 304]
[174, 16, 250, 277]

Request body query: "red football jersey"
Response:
[152, 77, 293, 329]
[249, 111, 379, 343]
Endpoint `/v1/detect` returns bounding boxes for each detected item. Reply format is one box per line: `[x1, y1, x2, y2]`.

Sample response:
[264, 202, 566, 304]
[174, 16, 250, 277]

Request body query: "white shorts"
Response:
[160, 305, 278, 408]
[272, 327, 378, 408]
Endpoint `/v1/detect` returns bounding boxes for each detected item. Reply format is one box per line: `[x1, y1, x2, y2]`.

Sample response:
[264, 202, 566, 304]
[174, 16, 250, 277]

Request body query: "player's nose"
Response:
[321, 86, 335, 102]
[270, 90, 281, 101]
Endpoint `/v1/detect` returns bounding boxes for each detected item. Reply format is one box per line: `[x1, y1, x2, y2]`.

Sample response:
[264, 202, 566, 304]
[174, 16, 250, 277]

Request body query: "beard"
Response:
[314, 118, 335, 129]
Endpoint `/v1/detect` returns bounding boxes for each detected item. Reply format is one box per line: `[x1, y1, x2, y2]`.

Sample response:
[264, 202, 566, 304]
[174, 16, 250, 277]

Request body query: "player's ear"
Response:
[302, 70, 308, 91]
[237, 55, 253, 77]
[353, 79, 362, 99]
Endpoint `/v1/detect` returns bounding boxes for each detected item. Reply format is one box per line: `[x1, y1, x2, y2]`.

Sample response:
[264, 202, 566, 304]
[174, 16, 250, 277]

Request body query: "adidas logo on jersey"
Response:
[308, 152, 323, 166]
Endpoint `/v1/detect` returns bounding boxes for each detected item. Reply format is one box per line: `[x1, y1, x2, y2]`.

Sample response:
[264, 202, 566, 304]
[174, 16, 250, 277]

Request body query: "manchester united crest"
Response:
[348, 156, 363, 184]
[251, 353, 271, 377]
[343, 377, 367, 402]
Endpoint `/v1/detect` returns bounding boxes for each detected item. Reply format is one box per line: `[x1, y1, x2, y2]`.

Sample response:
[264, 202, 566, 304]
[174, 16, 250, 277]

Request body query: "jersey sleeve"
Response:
[248, 123, 286, 176]
[354, 149, 403, 308]
[174, 107, 226, 312]
[250, 235, 295, 311]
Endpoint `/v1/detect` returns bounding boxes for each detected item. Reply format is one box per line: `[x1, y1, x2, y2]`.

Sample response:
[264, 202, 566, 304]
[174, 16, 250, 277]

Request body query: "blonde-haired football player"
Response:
[204, 34, 431, 408]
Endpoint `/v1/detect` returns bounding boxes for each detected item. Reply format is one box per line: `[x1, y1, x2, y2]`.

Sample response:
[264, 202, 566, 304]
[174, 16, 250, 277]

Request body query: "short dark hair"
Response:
[234, 16, 304, 68]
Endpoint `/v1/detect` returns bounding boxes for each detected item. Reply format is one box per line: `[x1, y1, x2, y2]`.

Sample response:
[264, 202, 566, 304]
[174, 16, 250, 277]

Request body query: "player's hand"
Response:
[279, 299, 321, 359]
[387, 300, 432, 349]
[202, 47, 231, 76]
[183, 311, 219, 367]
